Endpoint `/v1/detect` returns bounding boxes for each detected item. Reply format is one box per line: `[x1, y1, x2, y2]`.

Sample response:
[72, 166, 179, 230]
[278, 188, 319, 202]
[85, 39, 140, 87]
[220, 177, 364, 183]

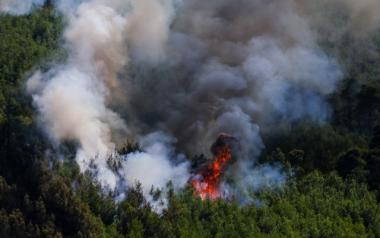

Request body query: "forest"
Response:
[1, 2, 380, 238]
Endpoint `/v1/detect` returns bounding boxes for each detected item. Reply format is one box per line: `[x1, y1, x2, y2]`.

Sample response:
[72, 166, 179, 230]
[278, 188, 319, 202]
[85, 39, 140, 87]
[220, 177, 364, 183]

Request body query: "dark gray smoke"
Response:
[3, 0, 380, 205]
[121, 0, 343, 201]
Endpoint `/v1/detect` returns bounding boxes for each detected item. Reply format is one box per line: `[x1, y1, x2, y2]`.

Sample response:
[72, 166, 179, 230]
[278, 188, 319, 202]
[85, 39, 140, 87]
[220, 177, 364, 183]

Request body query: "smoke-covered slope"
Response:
[1, 1, 380, 237]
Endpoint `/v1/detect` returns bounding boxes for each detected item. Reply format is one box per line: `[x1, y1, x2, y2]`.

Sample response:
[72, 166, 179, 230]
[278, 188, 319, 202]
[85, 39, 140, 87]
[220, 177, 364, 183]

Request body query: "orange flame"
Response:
[191, 144, 232, 200]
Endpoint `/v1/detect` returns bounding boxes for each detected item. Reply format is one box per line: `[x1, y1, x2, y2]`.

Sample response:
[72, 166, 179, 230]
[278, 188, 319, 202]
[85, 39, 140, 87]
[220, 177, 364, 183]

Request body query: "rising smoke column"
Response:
[25, 0, 191, 201]
[123, 0, 343, 199]
[25, 0, 185, 193]
[127, 0, 344, 150]
[27, 0, 130, 189]
[4, 0, 380, 203]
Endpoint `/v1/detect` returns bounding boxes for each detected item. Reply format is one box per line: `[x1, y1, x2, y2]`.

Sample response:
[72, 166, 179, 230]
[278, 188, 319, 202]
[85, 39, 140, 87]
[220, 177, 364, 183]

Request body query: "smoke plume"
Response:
[329, 0, 379, 35]
[0, 0, 44, 15]
[4, 0, 380, 203]
[120, 132, 190, 209]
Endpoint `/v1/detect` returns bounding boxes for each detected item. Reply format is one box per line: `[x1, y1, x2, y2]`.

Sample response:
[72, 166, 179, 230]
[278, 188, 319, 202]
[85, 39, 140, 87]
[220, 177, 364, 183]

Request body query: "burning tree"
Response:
[191, 134, 238, 200]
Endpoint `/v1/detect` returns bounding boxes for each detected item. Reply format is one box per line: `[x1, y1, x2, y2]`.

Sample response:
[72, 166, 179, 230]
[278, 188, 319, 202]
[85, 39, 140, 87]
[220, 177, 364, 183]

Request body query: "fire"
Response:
[191, 134, 235, 200]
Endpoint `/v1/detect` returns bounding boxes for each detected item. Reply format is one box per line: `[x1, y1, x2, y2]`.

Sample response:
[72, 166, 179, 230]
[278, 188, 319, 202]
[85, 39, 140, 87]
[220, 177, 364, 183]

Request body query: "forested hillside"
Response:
[1, 3, 380, 238]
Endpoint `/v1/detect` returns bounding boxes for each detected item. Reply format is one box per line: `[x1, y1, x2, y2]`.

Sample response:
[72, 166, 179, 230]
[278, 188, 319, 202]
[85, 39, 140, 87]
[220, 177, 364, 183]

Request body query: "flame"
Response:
[191, 144, 232, 200]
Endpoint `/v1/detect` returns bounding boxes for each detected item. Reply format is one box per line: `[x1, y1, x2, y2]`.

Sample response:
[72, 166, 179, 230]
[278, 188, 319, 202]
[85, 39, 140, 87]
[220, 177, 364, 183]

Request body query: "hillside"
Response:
[1, 2, 380, 238]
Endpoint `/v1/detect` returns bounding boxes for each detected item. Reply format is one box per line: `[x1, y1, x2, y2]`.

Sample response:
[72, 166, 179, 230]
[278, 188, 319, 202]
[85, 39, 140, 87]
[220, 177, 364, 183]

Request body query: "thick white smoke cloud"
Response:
[28, 67, 126, 189]
[25, 0, 131, 190]
[127, 0, 174, 64]
[25, 0, 181, 194]
[120, 132, 190, 210]
[5, 0, 380, 203]
[64, 1, 128, 89]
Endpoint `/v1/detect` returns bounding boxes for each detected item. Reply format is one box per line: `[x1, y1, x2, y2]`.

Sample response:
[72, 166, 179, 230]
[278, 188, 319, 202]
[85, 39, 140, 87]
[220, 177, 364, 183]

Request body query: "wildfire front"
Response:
[191, 134, 237, 200]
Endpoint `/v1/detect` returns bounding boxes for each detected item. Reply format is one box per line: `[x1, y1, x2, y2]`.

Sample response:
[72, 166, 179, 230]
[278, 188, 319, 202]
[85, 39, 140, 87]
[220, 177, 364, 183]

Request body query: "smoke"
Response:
[299, 0, 380, 42]
[5, 0, 380, 202]
[0, 0, 44, 15]
[125, 0, 342, 150]
[25, 0, 132, 189]
[243, 36, 342, 124]
[25, 0, 177, 192]
[120, 132, 190, 210]
[28, 67, 126, 189]
[123, 0, 342, 198]
[334, 0, 380, 36]
[23, 0, 188, 201]
[127, 0, 174, 64]
[222, 164, 286, 204]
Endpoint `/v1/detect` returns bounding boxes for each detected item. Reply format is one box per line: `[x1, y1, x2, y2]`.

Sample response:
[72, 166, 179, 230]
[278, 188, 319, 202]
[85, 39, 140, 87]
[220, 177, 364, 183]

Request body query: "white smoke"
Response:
[23, 0, 186, 199]
[120, 132, 190, 210]
[64, 1, 129, 89]
[28, 67, 126, 188]
[0, 0, 44, 15]
[243, 36, 342, 124]
[5, 0, 380, 203]
[127, 0, 174, 64]
[24, 0, 130, 189]
[222, 163, 286, 205]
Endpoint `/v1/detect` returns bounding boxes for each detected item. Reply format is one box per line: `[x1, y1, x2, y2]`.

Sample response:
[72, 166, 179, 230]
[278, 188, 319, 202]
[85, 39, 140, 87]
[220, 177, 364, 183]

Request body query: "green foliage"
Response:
[336, 148, 380, 192]
[0, 6, 107, 238]
[0, 6, 63, 184]
[262, 124, 367, 173]
[105, 173, 379, 238]
[0, 167, 106, 238]
[0, 6, 63, 126]
[330, 33, 380, 134]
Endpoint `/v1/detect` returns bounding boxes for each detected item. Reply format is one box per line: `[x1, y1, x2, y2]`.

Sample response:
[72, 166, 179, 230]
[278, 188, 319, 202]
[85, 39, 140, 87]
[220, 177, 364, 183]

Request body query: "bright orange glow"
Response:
[191, 145, 232, 200]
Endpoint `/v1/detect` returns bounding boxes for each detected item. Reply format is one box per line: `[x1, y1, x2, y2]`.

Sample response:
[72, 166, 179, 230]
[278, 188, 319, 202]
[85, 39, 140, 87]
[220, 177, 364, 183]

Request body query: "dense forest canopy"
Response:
[1, 1, 380, 237]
